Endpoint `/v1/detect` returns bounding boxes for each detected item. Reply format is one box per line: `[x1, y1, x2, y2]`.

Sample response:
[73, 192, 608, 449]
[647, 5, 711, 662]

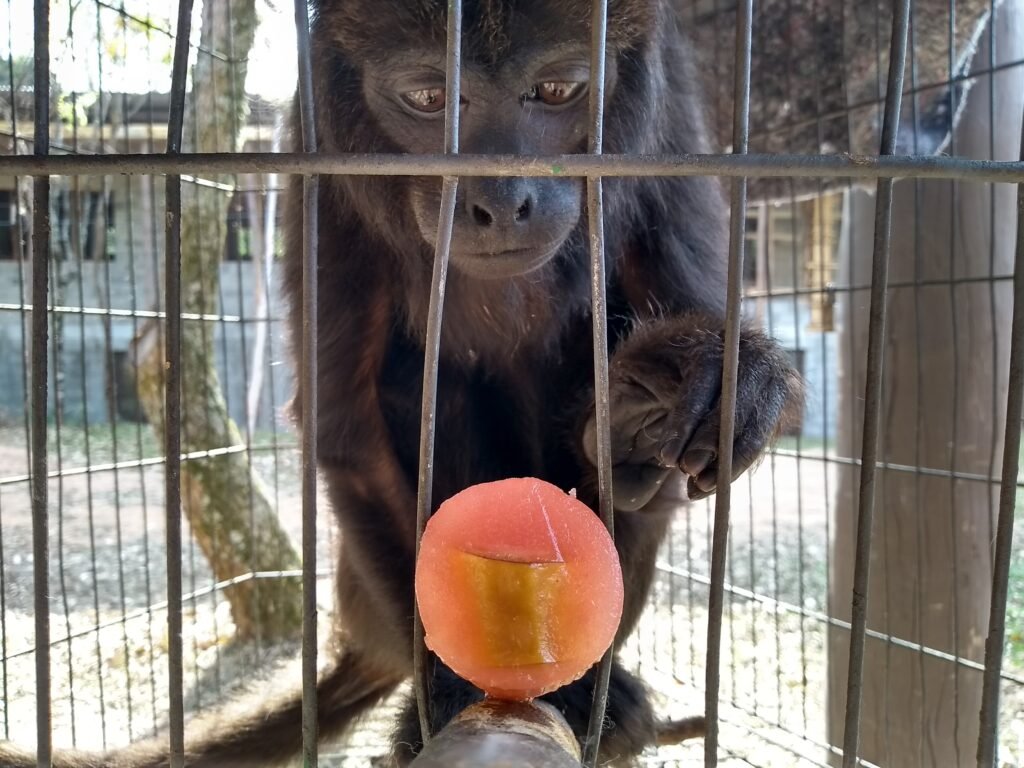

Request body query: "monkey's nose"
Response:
[468, 195, 532, 228]
[464, 178, 534, 229]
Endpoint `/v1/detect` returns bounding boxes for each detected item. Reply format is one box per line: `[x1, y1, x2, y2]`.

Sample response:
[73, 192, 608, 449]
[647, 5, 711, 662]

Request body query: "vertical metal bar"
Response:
[906, 11, 930, 765]
[67, 76, 111, 743]
[30, 0, 51, 763]
[93, 10, 134, 731]
[975, 108, 1024, 768]
[580, 0, 612, 766]
[120, 90, 160, 735]
[763, 210, 784, 726]
[413, 0, 462, 745]
[841, 1, 912, 766]
[141, 56, 164, 737]
[292, 0, 319, 762]
[2, 0, 27, 739]
[704, 0, 753, 764]
[984, 0, 999, 588]
[165, 1, 194, 765]
[944, 8, 964, 759]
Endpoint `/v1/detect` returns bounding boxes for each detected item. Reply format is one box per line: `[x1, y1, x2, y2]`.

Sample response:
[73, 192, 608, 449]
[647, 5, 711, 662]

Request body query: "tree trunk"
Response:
[827, 5, 1024, 765]
[132, 0, 301, 640]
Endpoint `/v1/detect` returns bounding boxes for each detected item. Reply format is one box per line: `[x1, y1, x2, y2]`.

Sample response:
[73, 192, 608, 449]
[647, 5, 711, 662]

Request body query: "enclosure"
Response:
[0, 0, 1022, 766]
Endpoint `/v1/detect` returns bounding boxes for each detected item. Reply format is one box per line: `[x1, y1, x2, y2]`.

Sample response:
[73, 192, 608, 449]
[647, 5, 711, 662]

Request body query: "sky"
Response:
[0, 0, 300, 103]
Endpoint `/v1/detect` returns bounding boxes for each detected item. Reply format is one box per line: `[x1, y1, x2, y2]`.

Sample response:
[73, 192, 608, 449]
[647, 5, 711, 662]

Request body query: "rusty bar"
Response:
[412, 0, 463, 746]
[0, 152, 1020, 183]
[841, 1, 913, 766]
[580, 0, 614, 766]
[291, 0, 319, 762]
[163, 0, 195, 765]
[30, 0, 52, 762]
[300, 174, 319, 768]
[704, 0, 754, 765]
[975, 107, 1024, 768]
[408, 699, 581, 768]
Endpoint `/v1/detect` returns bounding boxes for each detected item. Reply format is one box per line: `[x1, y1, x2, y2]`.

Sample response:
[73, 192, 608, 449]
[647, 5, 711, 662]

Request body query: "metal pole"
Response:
[0, 152, 1020, 183]
[30, 0, 52, 763]
[581, 0, 614, 765]
[163, 1, 195, 765]
[975, 106, 1024, 768]
[412, 0, 463, 746]
[705, 0, 753, 763]
[841, 1, 913, 765]
[291, 0, 319, 763]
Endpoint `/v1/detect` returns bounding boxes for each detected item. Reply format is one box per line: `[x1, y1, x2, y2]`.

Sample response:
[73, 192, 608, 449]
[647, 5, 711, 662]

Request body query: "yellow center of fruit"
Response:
[457, 552, 568, 667]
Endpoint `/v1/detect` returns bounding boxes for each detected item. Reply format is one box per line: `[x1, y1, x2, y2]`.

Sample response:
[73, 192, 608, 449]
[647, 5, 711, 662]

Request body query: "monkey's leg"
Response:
[0, 648, 402, 768]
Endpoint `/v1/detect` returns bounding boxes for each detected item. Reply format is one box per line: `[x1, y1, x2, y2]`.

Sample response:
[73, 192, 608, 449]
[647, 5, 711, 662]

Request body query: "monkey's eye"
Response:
[402, 87, 446, 113]
[526, 81, 586, 106]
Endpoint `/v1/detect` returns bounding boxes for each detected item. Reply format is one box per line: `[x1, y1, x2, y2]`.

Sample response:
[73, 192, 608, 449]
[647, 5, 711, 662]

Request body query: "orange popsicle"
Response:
[415, 477, 624, 700]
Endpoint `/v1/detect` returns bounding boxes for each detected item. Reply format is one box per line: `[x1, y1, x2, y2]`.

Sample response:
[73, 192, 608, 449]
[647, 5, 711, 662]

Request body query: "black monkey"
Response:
[0, 1, 800, 766]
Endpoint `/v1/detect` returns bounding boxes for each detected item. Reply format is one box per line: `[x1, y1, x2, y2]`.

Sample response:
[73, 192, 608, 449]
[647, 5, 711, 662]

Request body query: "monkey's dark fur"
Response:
[0, 1, 801, 766]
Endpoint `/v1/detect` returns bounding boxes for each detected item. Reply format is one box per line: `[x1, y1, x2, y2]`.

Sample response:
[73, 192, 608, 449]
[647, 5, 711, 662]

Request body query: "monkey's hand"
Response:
[581, 314, 803, 510]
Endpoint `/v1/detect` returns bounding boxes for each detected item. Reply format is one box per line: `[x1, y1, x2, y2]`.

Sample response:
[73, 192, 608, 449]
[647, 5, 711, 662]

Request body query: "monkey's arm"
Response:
[573, 177, 803, 509]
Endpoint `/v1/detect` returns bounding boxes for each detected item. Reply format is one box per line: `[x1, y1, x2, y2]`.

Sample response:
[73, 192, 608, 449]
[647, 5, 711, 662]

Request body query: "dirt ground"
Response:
[0, 425, 1021, 766]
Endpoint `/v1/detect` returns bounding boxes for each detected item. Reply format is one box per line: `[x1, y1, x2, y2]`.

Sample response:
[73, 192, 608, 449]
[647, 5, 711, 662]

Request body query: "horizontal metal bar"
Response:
[1, 151, 1021, 183]
[0, 132, 285, 191]
[0, 442, 293, 487]
[686, 704, 884, 768]
[655, 563, 1024, 687]
[743, 273, 1014, 299]
[1, 276, 1011, 321]
[0, 304, 267, 324]
[2, 568, 336, 662]
[767, 447, 1024, 487]
[12, 560, 1018, 694]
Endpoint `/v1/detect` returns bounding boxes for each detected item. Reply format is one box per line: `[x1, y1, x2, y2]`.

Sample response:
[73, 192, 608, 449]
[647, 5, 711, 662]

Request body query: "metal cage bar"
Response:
[30, 0, 52, 763]
[841, 1, 913, 766]
[704, 0, 754, 765]
[291, 0, 320, 761]
[412, 0, 463, 746]
[976, 112, 1024, 768]
[0, 152, 1021, 182]
[581, 1, 614, 765]
[163, 1, 196, 765]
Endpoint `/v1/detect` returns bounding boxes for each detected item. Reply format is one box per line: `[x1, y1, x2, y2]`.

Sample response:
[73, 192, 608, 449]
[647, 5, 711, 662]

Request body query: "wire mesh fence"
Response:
[0, 0, 1022, 766]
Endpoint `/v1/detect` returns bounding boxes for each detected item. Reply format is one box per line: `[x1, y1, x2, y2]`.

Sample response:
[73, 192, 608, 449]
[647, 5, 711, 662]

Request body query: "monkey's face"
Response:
[316, 0, 645, 280]
[366, 48, 620, 280]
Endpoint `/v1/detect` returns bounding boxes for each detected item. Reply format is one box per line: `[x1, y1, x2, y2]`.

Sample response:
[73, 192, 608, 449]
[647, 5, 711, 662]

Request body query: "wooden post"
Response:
[409, 700, 581, 768]
[827, 4, 1024, 765]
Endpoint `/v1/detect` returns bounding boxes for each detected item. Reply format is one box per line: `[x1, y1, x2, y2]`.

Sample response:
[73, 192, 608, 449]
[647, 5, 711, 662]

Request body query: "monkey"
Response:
[0, 1, 801, 766]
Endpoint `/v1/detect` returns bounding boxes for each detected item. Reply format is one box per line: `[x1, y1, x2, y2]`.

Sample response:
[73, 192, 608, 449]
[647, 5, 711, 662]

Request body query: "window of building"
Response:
[0, 190, 24, 260]
[224, 192, 253, 261]
[82, 190, 116, 261]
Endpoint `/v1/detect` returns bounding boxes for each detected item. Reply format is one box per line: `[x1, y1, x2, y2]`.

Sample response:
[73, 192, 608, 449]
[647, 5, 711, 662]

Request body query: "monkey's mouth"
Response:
[450, 243, 563, 280]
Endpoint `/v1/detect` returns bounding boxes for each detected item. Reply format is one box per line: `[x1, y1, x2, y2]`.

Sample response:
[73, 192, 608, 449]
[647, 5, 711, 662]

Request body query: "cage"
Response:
[0, 0, 1022, 766]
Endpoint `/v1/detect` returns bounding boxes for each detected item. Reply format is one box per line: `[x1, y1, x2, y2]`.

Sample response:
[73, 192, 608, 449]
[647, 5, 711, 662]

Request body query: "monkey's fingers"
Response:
[682, 362, 798, 501]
